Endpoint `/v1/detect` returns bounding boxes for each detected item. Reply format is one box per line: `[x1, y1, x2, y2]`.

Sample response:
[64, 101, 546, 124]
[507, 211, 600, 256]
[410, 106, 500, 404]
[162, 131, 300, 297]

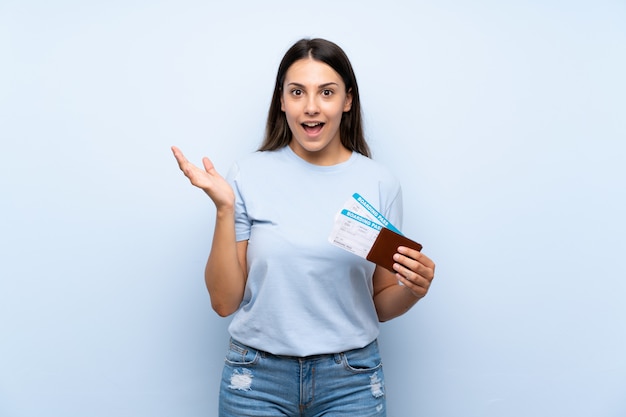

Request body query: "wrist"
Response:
[215, 205, 235, 217]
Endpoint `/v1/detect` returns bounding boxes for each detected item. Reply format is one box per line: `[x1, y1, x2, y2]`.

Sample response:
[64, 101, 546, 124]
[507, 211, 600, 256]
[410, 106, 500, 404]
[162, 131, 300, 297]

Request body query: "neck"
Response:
[289, 142, 352, 166]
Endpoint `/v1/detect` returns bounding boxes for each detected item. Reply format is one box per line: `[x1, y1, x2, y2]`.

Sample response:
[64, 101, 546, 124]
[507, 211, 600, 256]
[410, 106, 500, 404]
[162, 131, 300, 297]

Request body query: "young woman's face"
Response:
[281, 58, 353, 165]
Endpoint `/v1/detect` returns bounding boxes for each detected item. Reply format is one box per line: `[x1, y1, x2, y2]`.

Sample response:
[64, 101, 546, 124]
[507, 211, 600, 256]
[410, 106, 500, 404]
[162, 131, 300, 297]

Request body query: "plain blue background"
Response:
[1, 1, 625, 416]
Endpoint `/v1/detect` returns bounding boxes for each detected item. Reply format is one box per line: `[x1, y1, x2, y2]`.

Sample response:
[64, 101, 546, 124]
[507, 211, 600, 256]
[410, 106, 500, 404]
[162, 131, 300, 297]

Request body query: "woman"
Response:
[172, 38, 435, 417]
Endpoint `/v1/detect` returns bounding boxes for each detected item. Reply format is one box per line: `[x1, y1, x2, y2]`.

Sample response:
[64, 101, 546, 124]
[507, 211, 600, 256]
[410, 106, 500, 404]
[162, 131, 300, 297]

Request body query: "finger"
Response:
[393, 258, 433, 296]
[397, 246, 435, 269]
[393, 252, 425, 277]
[393, 251, 435, 285]
[394, 266, 429, 298]
[171, 146, 190, 168]
[171, 148, 205, 184]
[393, 258, 424, 282]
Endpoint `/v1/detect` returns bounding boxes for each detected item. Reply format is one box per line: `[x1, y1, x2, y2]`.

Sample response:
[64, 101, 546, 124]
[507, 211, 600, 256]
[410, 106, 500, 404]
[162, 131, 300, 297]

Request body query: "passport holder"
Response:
[366, 227, 423, 272]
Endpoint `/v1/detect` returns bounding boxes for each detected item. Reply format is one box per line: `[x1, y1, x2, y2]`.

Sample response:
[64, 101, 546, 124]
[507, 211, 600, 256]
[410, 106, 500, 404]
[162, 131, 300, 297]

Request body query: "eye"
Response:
[291, 89, 303, 96]
[321, 89, 333, 97]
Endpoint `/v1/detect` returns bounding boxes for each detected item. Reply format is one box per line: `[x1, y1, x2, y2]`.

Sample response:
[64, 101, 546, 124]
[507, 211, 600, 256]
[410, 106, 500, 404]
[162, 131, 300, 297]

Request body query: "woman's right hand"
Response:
[171, 146, 235, 210]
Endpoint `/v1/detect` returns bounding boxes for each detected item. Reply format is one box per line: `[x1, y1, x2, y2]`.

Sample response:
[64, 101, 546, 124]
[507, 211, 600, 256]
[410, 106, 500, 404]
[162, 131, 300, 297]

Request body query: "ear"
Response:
[280, 93, 285, 112]
[343, 89, 353, 112]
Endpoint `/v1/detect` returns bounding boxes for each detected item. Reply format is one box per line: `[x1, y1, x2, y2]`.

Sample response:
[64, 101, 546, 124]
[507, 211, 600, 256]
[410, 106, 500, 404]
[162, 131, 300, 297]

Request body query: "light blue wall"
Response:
[1, 1, 625, 416]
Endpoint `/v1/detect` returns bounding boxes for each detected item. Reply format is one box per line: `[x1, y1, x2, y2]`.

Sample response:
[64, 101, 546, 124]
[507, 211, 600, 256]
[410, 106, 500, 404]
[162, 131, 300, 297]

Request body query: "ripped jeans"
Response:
[219, 338, 386, 417]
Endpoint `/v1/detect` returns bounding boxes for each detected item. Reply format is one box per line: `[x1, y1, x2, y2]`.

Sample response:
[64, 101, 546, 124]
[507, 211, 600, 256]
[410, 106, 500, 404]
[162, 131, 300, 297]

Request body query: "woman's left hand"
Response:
[392, 246, 436, 299]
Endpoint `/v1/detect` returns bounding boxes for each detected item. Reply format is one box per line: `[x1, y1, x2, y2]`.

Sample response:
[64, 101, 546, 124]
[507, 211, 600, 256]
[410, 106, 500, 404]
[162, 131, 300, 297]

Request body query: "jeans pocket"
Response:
[224, 339, 260, 366]
[341, 341, 383, 373]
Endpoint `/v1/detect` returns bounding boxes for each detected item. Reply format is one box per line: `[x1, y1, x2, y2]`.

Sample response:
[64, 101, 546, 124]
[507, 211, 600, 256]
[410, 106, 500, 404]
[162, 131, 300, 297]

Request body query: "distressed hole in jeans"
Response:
[229, 368, 253, 391]
[370, 372, 384, 398]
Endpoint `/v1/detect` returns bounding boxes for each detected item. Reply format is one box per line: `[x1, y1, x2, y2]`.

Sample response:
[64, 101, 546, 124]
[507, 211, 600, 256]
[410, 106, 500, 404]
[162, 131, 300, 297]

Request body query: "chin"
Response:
[293, 139, 328, 153]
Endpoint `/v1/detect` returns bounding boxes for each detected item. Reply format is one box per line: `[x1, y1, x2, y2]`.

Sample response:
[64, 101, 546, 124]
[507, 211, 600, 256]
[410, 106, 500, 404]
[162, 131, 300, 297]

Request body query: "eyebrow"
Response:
[286, 82, 340, 89]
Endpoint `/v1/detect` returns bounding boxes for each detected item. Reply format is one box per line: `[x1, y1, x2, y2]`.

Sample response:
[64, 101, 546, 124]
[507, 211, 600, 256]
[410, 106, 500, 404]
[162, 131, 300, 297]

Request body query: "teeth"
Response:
[303, 122, 322, 127]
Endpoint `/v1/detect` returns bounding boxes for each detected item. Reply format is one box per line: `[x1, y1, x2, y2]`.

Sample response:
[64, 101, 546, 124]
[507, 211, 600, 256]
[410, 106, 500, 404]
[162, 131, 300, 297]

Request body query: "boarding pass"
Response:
[328, 193, 401, 259]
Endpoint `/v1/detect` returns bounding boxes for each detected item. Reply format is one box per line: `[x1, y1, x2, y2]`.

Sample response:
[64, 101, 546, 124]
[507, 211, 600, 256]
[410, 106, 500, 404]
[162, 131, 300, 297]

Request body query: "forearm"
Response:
[373, 283, 421, 322]
[205, 208, 247, 317]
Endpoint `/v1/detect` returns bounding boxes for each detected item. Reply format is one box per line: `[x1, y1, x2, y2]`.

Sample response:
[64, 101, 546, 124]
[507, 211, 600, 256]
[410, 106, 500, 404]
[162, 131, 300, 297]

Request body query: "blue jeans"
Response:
[219, 338, 387, 417]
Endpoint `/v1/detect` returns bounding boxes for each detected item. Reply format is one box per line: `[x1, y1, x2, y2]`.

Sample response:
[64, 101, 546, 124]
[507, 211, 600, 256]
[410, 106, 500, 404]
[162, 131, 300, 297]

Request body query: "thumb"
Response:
[202, 156, 217, 174]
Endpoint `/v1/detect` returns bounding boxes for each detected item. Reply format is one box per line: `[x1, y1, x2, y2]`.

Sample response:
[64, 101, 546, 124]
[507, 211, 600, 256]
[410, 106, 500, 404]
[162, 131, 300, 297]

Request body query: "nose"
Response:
[304, 95, 320, 115]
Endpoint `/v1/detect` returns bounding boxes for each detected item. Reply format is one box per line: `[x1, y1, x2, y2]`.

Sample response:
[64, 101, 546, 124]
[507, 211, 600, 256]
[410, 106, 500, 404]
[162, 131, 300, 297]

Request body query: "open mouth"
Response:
[301, 122, 325, 135]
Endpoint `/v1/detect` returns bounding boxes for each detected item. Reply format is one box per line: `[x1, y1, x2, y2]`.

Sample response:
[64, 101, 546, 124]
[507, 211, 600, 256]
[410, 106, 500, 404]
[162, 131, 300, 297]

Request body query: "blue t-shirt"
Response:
[226, 146, 402, 356]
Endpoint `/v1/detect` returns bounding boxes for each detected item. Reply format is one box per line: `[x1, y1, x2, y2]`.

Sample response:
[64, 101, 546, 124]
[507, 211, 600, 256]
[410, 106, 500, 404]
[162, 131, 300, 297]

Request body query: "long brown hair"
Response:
[259, 38, 370, 158]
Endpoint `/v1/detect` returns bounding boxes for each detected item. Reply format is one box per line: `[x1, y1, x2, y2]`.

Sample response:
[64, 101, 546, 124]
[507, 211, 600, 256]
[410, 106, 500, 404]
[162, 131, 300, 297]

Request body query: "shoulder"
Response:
[226, 149, 291, 184]
[235, 148, 294, 169]
[229, 149, 282, 172]
[353, 153, 400, 187]
[235, 149, 279, 166]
